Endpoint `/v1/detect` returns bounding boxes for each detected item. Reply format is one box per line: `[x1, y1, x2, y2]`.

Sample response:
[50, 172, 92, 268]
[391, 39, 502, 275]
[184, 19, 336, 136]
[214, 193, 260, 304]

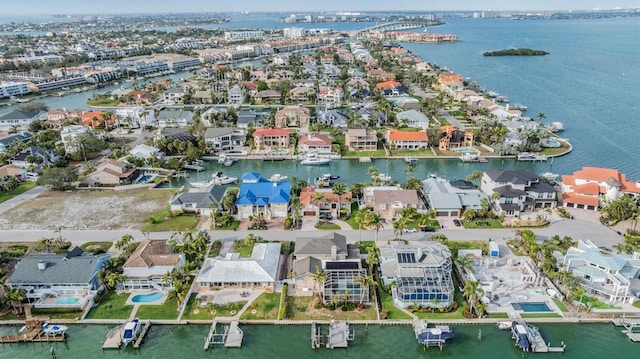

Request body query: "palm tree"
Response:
[310, 268, 328, 297]
[115, 234, 134, 256]
[365, 246, 379, 273]
[355, 274, 376, 304]
[37, 236, 55, 253]
[462, 279, 484, 317]
[392, 218, 407, 241]
[168, 281, 189, 310]
[5, 287, 27, 314]
[364, 212, 385, 241]
[331, 182, 347, 218]
[455, 256, 474, 276]
[536, 112, 546, 124]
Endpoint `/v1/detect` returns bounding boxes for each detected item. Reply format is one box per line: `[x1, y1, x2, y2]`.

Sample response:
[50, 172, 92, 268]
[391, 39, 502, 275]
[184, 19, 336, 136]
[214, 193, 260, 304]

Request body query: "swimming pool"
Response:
[137, 174, 156, 183]
[56, 297, 81, 305]
[131, 292, 164, 303]
[452, 147, 478, 153]
[512, 302, 552, 312]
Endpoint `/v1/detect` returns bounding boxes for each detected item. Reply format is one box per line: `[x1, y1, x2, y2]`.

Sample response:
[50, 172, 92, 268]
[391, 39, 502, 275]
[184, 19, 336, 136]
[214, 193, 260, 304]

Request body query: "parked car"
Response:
[319, 213, 333, 220]
[402, 227, 418, 233]
[420, 226, 436, 232]
[453, 219, 461, 227]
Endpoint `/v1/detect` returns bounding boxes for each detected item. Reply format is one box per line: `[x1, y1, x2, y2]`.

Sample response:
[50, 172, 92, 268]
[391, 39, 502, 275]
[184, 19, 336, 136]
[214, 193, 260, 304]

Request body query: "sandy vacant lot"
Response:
[0, 188, 172, 230]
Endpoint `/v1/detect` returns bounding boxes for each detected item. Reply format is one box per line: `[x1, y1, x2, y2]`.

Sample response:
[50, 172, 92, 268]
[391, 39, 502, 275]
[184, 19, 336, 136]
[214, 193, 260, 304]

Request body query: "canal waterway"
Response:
[0, 323, 635, 359]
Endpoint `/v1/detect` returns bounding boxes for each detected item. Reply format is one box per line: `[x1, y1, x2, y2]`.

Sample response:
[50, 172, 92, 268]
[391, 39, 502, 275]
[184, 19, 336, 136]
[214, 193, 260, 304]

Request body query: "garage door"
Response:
[303, 211, 316, 216]
[436, 211, 450, 217]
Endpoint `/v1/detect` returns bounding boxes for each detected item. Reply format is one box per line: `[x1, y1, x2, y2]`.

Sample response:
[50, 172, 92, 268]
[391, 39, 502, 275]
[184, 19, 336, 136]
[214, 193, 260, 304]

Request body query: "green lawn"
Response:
[182, 294, 247, 320]
[0, 312, 25, 321]
[553, 298, 568, 312]
[289, 296, 378, 320]
[0, 182, 36, 203]
[30, 307, 84, 320]
[520, 312, 562, 318]
[578, 297, 619, 309]
[390, 149, 435, 157]
[135, 297, 179, 320]
[142, 207, 198, 232]
[379, 289, 412, 320]
[355, 241, 376, 253]
[634, 301, 640, 309]
[80, 241, 113, 254]
[85, 291, 133, 319]
[212, 221, 241, 230]
[462, 219, 504, 229]
[240, 292, 280, 320]
[316, 223, 341, 230]
[233, 243, 253, 258]
[342, 150, 387, 158]
[488, 312, 510, 318]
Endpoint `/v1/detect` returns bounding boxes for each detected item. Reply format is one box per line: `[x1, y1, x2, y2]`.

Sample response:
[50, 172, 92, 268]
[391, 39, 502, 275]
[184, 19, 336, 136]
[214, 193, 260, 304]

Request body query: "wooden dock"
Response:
[0, 321, 66, 344]
[613, 316, 640, 341]
[224, 321, 243, 348]
[102, 324, 123, 349]
[203, 321, 218, 350]
[133, 321, 151, 349]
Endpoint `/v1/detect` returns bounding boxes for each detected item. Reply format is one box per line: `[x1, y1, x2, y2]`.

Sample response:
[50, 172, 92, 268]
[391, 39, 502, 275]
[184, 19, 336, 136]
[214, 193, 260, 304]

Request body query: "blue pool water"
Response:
[56, 297, 81, 305]
[546, 140, 559, 146]
[452, 147, 478, 153]
[131, 292, 163, 303]
[137, 174, 155, 183]
[512, 302, 552, 312]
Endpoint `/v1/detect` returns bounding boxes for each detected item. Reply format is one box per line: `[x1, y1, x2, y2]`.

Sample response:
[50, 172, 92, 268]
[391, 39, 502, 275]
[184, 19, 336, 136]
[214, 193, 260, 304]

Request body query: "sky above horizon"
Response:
[2, 0, 639, 14]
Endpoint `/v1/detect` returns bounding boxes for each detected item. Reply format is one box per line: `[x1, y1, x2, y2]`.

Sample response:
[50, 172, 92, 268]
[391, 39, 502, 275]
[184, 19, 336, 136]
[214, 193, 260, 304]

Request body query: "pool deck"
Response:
[125, 291, 167, 306]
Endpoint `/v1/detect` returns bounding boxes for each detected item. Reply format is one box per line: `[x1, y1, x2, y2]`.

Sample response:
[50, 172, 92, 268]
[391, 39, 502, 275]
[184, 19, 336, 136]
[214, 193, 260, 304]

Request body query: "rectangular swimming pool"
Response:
[56, 296, 82, 305]
[512, 302, 552, 312]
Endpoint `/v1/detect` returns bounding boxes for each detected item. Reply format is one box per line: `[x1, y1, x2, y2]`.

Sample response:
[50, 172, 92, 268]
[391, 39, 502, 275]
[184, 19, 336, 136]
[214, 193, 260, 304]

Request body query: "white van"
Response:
[24, 172, 39, 182]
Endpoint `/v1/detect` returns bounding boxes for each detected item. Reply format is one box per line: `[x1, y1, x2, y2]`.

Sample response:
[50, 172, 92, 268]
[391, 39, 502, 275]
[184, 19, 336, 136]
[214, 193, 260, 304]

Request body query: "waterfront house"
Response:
[300, 186, 352, 220]
[196, 242, 281, 291]
[561, 167, 640, 211]
[156, 109, 194, 128]
[122, 239, 184, 291]
[170, 185, 228, 216]
[252, 128, 291, 150]
[162, 87, 187, 104]
[128, 144, 164, 161]
[385, 129, 429, 150]
[115, 107, 155, 128]
[292, 233, 368, 304]
[378, 241, 454, 309]
[480, 169, 557, 216]
[0, 132, 33, 153]
[204, 127, 246, 155]
[438, 125, 475, 151]
[46, 109, 69, 128]
[0, 109, 43, 131]
[422, 177, 487, 217]
[367, 68, 396, 81]
[297, 133, 333, 155]
[436, 72, 464, 93]
[6, 248, 110, 309]
[159, 128, 197, 143]
[81, 111, 114, 129]
[236, 172, 291, 219]
[289, 86, 315, 104]
[564, 240, 640, 304]
[80, 158, 137, 186]
[363, 186, 424, 221]
[345, 129, 378, 152]
[396, 110, 429, 129]
[274, 106, 310, 129]
[237, 111, 267, 129]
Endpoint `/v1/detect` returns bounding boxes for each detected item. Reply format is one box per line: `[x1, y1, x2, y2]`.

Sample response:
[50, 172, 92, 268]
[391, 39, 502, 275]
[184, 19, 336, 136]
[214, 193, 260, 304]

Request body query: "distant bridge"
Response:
[354, 21, 431, 33]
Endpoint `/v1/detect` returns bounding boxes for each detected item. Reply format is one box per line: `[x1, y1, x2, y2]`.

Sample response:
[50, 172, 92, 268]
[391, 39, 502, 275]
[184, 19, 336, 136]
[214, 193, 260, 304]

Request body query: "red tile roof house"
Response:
[300, 186, 353, 220]
[561, 167, 640, 211]
[252, 128, 291, 150]
[385, 129, 429, 150]
[298, 133, 333, 154]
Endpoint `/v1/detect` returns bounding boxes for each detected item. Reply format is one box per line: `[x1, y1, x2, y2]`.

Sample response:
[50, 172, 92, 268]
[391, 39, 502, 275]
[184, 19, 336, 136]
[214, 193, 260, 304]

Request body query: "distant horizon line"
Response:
[1, 8, 639, 16]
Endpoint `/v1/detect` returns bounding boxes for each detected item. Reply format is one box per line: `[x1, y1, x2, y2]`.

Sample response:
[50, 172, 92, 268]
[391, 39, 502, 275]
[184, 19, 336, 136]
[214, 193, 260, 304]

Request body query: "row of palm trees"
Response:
[1, 269, 27, 315]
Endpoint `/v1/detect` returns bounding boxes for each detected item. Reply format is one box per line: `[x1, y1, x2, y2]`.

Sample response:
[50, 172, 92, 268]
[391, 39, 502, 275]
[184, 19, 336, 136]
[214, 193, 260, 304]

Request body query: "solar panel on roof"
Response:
[325, 261, 359, 270]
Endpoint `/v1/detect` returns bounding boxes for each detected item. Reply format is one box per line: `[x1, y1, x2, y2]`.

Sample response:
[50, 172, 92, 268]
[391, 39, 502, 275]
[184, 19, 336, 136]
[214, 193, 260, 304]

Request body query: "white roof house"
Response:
[129, 144, 164, 160]
[196, 243, 281, 290]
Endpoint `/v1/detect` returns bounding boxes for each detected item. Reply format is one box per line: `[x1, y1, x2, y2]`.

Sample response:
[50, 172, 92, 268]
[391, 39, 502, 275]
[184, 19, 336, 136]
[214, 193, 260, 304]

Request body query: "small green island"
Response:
[483, 48, 550, 56]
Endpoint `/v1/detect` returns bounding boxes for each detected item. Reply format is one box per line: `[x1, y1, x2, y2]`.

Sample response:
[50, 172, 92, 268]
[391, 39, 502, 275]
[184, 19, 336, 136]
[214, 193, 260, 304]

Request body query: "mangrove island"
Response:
[483, 48, 550, 56]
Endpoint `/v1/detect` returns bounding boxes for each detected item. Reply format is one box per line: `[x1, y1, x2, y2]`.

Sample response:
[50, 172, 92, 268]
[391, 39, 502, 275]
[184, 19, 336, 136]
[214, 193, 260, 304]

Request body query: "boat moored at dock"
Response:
[121, 318, 142, 347]
[517, 152, 547, 162]
[301, 153, 331, 165]
[41, 323, 68, 336]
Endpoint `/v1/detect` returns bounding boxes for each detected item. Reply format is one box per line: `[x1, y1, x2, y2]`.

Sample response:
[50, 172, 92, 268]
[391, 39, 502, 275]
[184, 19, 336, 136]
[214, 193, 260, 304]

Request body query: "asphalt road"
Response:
[0, 216, 622, 250]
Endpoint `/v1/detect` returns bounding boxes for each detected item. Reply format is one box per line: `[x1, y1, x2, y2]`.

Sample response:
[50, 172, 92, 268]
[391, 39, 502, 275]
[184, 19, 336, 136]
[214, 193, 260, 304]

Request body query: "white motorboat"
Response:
[190, 172, 238, 188]
[121, 318, 142, 347]
[496, 321, 512, 330]
[540, 172, 559, 182]
[269, 173, 289, 182]
[42, 323, 68, 336]
[301, 153, 330, 165]
[404, 156, 418, 164]
[517, 152, 547, 162]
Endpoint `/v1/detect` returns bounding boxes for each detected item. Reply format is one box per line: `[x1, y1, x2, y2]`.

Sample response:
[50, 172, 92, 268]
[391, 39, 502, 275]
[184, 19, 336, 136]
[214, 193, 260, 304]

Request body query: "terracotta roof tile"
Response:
[387, 129, 428, 142]
[562, 193, 599, 208]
